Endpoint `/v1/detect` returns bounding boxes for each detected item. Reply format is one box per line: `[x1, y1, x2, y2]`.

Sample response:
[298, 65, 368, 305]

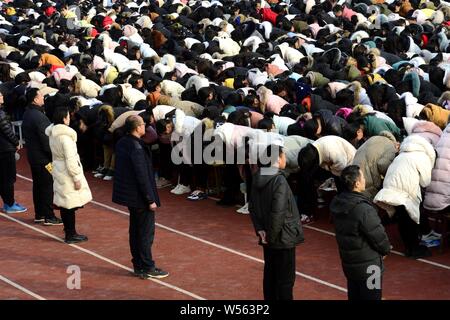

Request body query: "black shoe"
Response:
[140, 268, 169, 279]
[44, 217, 63, 226]
[34, 217, 45, 224]
[65, 233, 88, 244]
[131, 269, 143, 277]
[406, 245, 432, 259]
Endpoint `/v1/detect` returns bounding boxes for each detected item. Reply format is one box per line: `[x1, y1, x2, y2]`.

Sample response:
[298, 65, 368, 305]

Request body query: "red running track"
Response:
[0, 150, 449, 300]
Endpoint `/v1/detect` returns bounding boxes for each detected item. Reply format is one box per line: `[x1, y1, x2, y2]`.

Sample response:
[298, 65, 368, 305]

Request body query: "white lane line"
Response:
[90, 200, 347, 293]
[303, 225, 450, 271]
[0, 274, 46, 300]
[18, 174, 348, 293]
[0, 212, 205, 300]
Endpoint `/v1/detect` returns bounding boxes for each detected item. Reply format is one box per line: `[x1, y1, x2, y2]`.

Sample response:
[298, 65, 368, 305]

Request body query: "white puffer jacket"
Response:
[374, 135, 436, 224]
[313, 136, 357, 176]
[45, 124, 92, 209]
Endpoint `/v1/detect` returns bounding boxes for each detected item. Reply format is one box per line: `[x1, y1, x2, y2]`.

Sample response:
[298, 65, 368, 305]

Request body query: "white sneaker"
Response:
[172, 184, 191, 195]
[421, 230, 441, 241]
[170, 184, 182, 194]
[156, 177, 172, 189]
[236, 203, 249, 214]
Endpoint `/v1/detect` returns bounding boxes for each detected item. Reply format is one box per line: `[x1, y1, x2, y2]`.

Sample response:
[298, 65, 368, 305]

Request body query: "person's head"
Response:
[125, 115, 146, 138]
[257, 117, 275, 131]
[0, 92, 3, 106]
[333, 4, 343, 17]
[340, 165, 366, 193]
[53, 107, 70, 126]
[257, 144, 286, 170]
[343, 122, 365, 148]
[26, 88, 44, 107]
[303, 118, 320, 139]
[155, 118, 174, 135]
[297, 143, 319, 175]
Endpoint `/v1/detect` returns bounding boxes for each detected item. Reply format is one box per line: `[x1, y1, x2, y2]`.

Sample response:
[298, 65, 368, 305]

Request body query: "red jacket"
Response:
[260, 8, 278, 25]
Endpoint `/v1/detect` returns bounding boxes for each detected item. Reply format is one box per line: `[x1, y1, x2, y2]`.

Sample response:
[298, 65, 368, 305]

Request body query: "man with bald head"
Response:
[113, 115, 168, 279]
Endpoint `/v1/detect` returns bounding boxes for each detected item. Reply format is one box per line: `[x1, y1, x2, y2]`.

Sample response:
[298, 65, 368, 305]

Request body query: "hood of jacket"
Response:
[400, 134, 436, 165]
[45, 124, 77, 142]
[329, 191, 370, 215]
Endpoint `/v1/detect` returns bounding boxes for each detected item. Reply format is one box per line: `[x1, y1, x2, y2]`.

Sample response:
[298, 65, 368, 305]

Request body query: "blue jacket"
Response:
[112, 135, 160, 209]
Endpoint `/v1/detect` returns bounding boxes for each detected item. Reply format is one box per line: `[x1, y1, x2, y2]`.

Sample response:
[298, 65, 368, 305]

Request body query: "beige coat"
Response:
[45, 124, 92, 209]
[352, 132, 398, 199]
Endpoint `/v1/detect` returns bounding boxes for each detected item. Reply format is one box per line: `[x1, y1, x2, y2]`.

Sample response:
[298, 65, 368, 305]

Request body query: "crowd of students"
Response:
[0, 0, 450, 299]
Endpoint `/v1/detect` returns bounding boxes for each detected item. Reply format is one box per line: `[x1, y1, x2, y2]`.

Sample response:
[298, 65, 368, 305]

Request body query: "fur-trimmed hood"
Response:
[45, 124, 77, 142]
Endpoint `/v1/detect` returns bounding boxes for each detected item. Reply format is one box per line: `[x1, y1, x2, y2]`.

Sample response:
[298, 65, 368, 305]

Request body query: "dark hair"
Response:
[155, 118, 171, 135]
[227, 109, 250, 126]
[340, 165, 362, 192]
[257, 144, 284, 168]
[297, 143, 319, 175]
[26, 87, 40, 104]
[52, 106, 69, 125]
[303, 119, 319, 140]
[257, 117, 274, 131]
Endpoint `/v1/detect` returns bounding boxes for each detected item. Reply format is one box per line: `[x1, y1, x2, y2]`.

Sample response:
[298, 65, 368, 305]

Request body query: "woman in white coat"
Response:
[45, 107, 92, 244]
[374, 135, 436, 259]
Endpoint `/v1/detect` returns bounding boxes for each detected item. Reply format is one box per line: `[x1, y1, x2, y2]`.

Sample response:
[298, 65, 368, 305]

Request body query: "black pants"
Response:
[263, 247, 296, 300]
[347, 278, 382, 300]
[128, 207, 155, 272]
[60, 208, 77, 236]
[158, 143, 173, 181]
[30, 164, 55, 220]
[396, 206, 421, 250]
[0, 152, 16, 206]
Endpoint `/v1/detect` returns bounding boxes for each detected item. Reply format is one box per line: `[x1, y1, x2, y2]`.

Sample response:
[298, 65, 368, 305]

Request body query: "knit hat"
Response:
[295, 81, 312, 103]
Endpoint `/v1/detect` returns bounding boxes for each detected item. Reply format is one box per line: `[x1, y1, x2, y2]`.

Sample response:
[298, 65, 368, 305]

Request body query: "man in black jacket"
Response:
[249, 144, 304, 300]
[22, 88, 62, 225]
[0, 92, 27, 214]
[112, 115, 168, 279]
[330, 165, 391, 300]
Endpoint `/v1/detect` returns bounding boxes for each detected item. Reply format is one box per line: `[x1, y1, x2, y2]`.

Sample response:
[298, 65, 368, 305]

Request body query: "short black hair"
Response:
[340, 165, 362, 192]
[52, 106, 69, 125]
[155, 118, 171, 135]
[26, 87, 40, 105]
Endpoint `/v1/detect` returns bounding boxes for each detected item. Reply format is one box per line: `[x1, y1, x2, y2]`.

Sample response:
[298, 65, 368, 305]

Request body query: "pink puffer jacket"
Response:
[424, 124, 450, 211]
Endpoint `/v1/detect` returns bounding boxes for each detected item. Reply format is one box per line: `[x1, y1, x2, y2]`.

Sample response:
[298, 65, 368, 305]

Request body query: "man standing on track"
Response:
[330, 165, 391, 300]
[112, 115, 168, 279]
[22, 88, 62, 225]
[249, 144, 304, 300]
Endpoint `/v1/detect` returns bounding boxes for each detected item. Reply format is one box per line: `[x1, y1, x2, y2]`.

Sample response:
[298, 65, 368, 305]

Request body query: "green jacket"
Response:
[363, 115, 400, 139]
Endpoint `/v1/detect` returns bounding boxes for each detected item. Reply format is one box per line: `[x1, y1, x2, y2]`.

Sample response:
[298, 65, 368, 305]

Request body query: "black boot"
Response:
[61, 209, 88, 244]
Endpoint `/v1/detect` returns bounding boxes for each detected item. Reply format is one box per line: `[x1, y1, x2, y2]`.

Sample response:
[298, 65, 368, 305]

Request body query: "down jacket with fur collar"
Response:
[45, 124, 92, 210]
[374, 135, 436, 224]
[424, 124, 450, 211]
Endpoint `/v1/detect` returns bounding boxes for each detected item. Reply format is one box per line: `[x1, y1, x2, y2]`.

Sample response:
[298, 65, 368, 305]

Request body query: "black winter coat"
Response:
[0, 108, 19, 153]
[315, 109, 348, 137]
[112, 135, 160, 209]
[22, 104, 52, 166]
[249, 170, 304, 249]
[330, 191, 391, 281]
[311, 94, 339, 114]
